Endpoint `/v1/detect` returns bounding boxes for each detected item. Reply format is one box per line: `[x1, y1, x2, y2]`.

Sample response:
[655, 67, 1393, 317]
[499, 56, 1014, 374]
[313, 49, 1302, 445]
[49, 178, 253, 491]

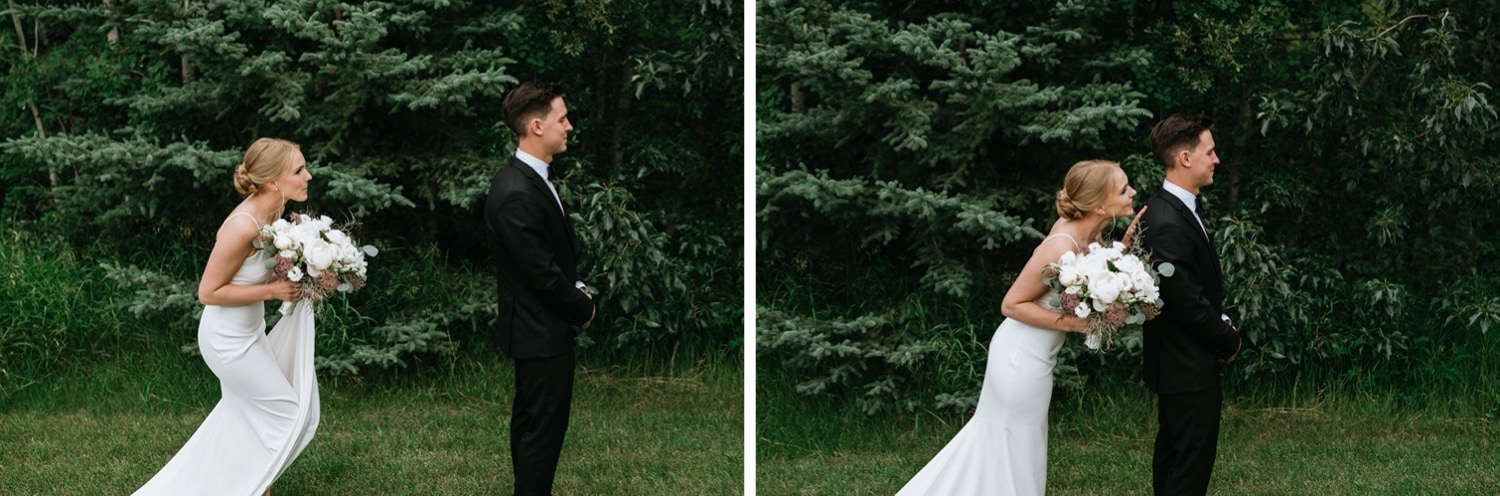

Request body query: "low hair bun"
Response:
[232, 163, 259, 196]
[1054, 190, 1085, 220]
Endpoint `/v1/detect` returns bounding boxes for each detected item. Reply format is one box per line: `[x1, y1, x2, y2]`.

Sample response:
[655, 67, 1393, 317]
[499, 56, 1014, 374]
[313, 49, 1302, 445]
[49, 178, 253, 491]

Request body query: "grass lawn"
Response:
[758, 377, 1500, 495]
[1, 348, 742, 495]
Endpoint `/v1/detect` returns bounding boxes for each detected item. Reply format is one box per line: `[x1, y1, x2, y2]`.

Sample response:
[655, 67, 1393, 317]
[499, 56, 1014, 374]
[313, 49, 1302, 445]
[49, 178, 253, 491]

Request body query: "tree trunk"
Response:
[8, 0, 56, 187]
[610, 65, 632, 170]
[104, 0, 119, 45]
[1230, 89, 1251, 207]
[181, 0, 193, 85]
[181, 56, 195, 86]
[790, 81, 805, 113]
[7, 0, 25, 57]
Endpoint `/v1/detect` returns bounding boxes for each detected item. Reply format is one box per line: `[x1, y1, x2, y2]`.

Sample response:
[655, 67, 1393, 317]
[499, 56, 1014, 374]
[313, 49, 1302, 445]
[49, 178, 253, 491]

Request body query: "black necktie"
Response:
[1193, 196, 1203, 215]
[546, 165, 555, 183]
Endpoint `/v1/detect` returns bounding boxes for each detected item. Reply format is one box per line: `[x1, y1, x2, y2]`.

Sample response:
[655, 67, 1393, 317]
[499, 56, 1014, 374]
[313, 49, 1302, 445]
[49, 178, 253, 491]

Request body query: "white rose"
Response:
[326, 229, 350, 246]
[1058, 267, 1082, 287]
[305, 240, 336, 271]
[287, 266, 304, 282]
[1074, 303, 1091, 318]
[340, 245, 363, 266]
[273, 234, 295, 250]
[1089, 272, 1124, 305]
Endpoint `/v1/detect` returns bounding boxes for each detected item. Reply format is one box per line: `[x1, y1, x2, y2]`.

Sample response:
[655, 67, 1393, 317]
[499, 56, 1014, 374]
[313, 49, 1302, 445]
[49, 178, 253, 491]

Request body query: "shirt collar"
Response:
[515, 149, 550, 180]
[1161, 180, 1197, 215]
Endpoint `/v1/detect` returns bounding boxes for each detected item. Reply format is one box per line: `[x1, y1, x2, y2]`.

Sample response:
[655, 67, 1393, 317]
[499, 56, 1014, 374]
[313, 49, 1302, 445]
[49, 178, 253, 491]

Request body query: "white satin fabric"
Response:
[897, 298, 1067, 496]
[134, 251, 320, 495]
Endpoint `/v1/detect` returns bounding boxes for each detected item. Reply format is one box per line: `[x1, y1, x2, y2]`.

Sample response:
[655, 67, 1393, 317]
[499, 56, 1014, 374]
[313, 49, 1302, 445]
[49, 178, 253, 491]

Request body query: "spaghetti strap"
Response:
[228, 211, 262, 229]
[1043, 233, 1082, 252]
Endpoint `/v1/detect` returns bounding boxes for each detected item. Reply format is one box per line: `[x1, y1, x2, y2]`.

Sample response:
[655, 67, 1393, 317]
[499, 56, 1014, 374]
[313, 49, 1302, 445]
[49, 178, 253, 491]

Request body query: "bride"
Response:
[897, 160, 1144, 495]
[134, 138, 319, 496]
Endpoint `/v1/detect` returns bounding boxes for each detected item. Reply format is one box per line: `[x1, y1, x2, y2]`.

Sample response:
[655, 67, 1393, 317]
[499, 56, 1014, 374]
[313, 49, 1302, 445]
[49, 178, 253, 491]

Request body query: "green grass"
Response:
[1, 348, 742, 495]
[758, 374, 1500, 495]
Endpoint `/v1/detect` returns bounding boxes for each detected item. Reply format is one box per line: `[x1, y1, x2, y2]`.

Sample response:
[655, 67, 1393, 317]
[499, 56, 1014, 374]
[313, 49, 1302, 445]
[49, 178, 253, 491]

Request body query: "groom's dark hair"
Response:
[502, 82, 565, 137]
[1150, 114, 1213, 169]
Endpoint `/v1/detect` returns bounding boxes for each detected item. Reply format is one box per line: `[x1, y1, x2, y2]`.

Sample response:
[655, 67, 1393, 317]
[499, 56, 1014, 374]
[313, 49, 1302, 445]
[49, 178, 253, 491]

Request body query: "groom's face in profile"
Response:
[1183, 129, 1220, 189]
[537, 97, 574, 157]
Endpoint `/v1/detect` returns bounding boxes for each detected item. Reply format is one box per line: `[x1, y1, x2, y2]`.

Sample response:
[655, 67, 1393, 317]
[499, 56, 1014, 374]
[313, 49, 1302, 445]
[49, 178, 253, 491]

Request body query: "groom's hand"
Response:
[1217, 322, 1242, 364]
[576, 287, 596, 331]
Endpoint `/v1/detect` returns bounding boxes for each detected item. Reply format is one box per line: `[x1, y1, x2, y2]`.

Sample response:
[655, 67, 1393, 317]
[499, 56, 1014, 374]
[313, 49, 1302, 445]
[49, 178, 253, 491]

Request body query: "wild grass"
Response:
[2, 346, 742, 495]
[758, 365, 1500, 495]
[2, 229, 742, 495]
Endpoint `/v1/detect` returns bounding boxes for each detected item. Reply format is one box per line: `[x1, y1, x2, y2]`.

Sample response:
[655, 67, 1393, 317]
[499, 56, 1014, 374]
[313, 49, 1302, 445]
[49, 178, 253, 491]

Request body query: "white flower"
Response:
[1074, 303, 1091, 318]
[1114, 256, 1144, 276]
[305, 240, 336, 272]
[1058, 266, 1082, 287]
[1089, 271, 1125, 305]
[273, 233, 296, 250]
[326, 229, 350, 246]
[287, 266, 304, 282]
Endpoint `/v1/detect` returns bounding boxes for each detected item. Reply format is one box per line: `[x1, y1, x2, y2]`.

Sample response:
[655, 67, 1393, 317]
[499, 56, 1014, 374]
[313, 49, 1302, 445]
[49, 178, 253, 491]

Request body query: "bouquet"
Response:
[1043, 239, 1171, 350]
[255, 213, 377, 307]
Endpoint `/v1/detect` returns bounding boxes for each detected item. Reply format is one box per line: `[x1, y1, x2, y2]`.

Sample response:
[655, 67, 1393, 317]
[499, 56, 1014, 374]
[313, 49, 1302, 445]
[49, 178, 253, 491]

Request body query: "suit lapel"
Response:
[1157, 190, 1223, 290]
[511, 158, 579, 256]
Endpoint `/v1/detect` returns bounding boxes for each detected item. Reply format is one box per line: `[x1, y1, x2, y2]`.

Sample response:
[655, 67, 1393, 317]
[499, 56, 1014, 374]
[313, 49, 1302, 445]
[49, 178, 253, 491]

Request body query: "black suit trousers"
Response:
[1153, 384, 1222, 496]
[511, 350, 576, 496]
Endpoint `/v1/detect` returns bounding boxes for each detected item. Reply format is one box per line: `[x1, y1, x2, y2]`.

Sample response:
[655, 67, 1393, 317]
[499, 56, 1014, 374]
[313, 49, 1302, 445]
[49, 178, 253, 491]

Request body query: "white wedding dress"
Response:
[135, 232, 321, 495]
[897, 235, 1077, 496]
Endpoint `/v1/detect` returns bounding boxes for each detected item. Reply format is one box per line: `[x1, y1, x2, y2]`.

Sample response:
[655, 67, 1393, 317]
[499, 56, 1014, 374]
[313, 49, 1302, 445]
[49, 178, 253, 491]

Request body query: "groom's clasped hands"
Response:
[576, 286, 596, 331]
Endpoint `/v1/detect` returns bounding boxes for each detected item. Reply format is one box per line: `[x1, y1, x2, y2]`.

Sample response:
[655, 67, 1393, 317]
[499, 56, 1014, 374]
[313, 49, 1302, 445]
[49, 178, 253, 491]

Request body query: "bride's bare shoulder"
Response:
[1027, 234, 1079, 267]
[215, 210, 261, 241]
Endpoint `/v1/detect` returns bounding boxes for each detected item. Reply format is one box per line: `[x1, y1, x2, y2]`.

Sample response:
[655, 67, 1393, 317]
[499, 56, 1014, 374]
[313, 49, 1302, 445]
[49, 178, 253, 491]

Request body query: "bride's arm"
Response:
[1000, 237, 1090, 333]
[198, 218, 297, 306]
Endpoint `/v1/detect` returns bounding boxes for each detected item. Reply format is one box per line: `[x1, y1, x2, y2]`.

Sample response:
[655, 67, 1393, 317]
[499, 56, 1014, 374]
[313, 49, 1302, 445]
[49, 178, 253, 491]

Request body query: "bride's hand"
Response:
[1121, 205, 1148, 245]
[1058, 315, 1091, 333]
[267, 280, 300, 301]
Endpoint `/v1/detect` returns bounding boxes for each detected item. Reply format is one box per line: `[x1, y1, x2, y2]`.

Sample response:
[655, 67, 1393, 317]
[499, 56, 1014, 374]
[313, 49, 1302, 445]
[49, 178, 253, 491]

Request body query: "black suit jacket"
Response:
[1139, 189, 1241, 394]
[484, 156, 595, 360]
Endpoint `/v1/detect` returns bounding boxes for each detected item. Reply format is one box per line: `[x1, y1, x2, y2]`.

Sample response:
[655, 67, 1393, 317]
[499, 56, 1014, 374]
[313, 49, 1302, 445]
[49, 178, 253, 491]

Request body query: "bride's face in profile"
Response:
[1104, 167, 1136, 218]
[271, 151, 312, 203]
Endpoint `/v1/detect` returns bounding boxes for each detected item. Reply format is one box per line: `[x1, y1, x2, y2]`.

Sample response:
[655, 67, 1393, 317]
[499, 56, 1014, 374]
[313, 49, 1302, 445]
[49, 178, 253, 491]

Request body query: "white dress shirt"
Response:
[1161, 180, 1208, 240]
[516, 149, 564, 213]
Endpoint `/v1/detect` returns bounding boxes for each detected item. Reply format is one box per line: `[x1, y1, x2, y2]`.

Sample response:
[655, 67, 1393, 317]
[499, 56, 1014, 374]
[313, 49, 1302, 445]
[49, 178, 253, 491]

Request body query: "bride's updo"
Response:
[1054, 159, 1121, 220]
[233, 138, 300, 197]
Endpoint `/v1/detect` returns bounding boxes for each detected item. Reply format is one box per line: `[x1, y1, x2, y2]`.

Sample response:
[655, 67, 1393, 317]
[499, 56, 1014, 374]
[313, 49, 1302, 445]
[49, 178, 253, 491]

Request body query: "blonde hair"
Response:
[233, 138, 300, 197]
[1054, 160, 1121, 220]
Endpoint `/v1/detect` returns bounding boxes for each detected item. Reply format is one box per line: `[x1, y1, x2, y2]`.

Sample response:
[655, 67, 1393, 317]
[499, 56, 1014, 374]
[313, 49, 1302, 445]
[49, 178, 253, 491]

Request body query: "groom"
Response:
[1139, 114, 1242, 496]
[484, 81, 597, 495]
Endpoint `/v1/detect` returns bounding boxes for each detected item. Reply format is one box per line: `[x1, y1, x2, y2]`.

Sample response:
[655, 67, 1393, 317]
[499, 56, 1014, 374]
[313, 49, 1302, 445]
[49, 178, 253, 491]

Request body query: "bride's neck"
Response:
[1062, 215, 1111, 244]
[243, 191, 285, 222]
